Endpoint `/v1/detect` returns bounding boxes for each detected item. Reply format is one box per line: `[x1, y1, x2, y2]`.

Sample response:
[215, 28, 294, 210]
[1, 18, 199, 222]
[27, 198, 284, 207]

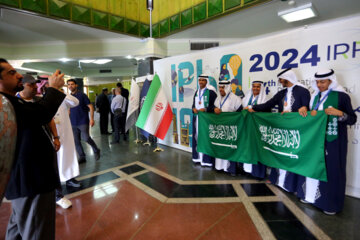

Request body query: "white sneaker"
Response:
[323, 211, 336, 215]
[300, 199, 310, 204]
[56, 197, 72, 209]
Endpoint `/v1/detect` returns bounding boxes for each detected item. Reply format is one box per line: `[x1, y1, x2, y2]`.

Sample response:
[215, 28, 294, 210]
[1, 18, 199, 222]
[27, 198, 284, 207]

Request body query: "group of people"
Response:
[192, 68, 357, 215]
[95, 83, 129, 143]
[0, 58, 134, 239]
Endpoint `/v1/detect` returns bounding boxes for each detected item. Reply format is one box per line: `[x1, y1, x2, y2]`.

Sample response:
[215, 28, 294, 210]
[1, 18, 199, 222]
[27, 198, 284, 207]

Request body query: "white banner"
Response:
[154, 14, 360, 198]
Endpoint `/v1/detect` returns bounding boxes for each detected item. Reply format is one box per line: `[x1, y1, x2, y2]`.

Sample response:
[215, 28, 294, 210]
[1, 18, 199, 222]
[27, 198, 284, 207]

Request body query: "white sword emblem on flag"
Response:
[211, 142, 237, 149]
[263, 146, 298, 159]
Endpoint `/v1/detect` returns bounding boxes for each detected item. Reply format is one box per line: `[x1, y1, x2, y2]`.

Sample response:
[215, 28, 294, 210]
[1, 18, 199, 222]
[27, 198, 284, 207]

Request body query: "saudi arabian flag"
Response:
[136, 74, 173, 140]
[197, 112, 256, 164]
[198, 111, 328, 181]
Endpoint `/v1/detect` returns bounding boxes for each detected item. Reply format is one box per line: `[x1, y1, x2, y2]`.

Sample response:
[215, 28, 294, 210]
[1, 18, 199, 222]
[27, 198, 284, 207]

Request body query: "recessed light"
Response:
[93, 59, 112, 64]
[278, 3, 316, 22]
[79, 59, 96, 63]
[59, 58, 71, 62]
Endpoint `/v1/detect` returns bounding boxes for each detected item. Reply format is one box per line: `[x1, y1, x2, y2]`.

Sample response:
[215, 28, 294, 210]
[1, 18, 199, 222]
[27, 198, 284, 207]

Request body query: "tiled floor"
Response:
[1, 126, 360, 240]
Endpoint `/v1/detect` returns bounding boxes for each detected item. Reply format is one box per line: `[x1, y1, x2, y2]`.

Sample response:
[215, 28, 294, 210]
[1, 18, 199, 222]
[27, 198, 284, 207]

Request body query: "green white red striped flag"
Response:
[135, 74, 173, 140]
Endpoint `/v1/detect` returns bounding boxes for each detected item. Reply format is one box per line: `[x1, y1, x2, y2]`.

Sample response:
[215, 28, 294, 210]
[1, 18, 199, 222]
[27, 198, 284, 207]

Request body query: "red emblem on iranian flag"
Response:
[156, 102, 164, 111]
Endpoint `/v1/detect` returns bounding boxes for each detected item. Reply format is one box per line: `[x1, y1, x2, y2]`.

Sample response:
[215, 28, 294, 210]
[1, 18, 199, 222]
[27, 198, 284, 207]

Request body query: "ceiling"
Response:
[1, 0, 360, 85]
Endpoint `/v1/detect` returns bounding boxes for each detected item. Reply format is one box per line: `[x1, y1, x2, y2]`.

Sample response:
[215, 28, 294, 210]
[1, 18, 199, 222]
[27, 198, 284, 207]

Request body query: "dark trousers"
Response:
[110, 112, 114, 131]
[72, 124, 99, 158]
[99, 111, 109, 134]
[55, 187, 63, 201]
[123, 110, 128, 134]
[113, 113, 125, 142]
[6, 191, 56, 240]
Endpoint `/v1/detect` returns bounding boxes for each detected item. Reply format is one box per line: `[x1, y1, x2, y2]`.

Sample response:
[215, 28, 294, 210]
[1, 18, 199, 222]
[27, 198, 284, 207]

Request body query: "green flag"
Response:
[197, 111, 328, 181]
[197, 112, 256, 164]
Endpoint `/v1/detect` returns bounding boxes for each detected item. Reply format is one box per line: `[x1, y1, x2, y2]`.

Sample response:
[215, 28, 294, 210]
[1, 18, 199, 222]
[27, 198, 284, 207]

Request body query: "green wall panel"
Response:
[0, 0, 270, 39]
[170, 14, 180, 32]
[194, 2, 206, 23]
[0, 0, 19, 7]
[140, 23, 150, 38]
[49, 0, 70, 19]
[181, 8, 192, 27]
[22, 0, 47, 14]
[110, 15, 124, 32]
[159, 19, 169, 36]
[208, 0, 223, 17]
[72, 5, 91, 24]
[93, 10, 108, 28]
[125, 19, 139, 36]
[152, 23, 159, 38]
[225, 0, 240, 10]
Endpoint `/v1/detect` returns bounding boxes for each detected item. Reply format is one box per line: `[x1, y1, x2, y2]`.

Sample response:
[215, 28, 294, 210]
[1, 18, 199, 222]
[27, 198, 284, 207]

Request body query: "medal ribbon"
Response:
[247, 94, 258, 106]
[313, 89, 332, 111]
[199, 87, 207, 103]
[220, 93, 231, 109]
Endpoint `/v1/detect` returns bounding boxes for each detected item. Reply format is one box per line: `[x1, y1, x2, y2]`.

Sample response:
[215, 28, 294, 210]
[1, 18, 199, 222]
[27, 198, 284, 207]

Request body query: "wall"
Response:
[88, 80, 131, 102]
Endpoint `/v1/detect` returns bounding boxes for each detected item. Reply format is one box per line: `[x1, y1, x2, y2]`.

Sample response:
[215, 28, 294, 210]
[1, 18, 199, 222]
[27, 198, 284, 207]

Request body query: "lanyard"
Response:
[247, 94, 258, 106]
[314, 89, 332, 110]
[220, 93, 231, 109]
[284, 89, 289, 103]
[284, 88, 292, 107]
[199, 88, 207, 102]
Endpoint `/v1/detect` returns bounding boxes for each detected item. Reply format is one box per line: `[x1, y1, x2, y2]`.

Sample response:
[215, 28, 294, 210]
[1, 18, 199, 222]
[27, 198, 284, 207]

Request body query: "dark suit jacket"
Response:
[252, 85, 310, 112]
[2, 88, 65, 200]
[121, 87, 129, 101]
[96, 92, 110, 113]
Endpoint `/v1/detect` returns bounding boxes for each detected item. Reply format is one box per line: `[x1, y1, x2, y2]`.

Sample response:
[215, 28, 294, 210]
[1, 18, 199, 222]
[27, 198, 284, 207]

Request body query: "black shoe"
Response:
[95, 150, 101, 161]
[123, 135, 127, 141]
[66, 178, 81, 188]
[110, 141, 119, 144]
[78, 157, 86, 164]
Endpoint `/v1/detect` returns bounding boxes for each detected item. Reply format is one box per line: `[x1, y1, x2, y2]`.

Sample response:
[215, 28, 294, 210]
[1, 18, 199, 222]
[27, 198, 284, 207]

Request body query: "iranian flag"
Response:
[135, 74, 173, 140]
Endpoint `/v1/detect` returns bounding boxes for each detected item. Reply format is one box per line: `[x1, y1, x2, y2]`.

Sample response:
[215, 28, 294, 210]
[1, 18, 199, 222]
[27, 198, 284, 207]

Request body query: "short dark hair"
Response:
[0, 58, 9, 79]
[116, 82, 123, 88]
[67, 79, 77, 84]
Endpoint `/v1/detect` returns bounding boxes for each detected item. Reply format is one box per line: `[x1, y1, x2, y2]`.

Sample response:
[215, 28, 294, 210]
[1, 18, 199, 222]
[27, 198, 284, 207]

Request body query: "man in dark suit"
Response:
[0, 58, 66, 240]
[95, 88, 111, 134]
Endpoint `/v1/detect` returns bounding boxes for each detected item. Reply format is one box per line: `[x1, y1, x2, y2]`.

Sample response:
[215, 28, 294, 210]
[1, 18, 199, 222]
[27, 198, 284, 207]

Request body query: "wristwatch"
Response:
[54, 136, 60, 140]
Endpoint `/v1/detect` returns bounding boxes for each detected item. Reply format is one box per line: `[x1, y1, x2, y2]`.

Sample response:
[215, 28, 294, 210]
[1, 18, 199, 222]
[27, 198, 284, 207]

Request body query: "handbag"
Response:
[114, 108, 123, 117]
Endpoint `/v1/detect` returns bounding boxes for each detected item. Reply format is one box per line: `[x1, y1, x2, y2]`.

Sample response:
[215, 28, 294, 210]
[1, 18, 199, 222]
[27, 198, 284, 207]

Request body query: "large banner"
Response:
[154, 14, 360, 197]
[197, 111, 328, 181]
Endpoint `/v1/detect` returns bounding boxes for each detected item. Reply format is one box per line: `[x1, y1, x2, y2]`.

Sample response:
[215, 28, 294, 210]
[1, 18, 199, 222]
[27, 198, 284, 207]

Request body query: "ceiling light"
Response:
[93, 59, 112, 64]
[15, 67, 46, 73]
[278, 3, 316, 23]
[79, 59, 96, 63]
[59, 58, 71, 62]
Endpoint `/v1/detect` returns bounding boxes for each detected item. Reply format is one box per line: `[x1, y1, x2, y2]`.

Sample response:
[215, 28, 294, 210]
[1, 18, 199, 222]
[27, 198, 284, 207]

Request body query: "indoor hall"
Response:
[1, 0, 360, 239]
[1, 127, 360, 240]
